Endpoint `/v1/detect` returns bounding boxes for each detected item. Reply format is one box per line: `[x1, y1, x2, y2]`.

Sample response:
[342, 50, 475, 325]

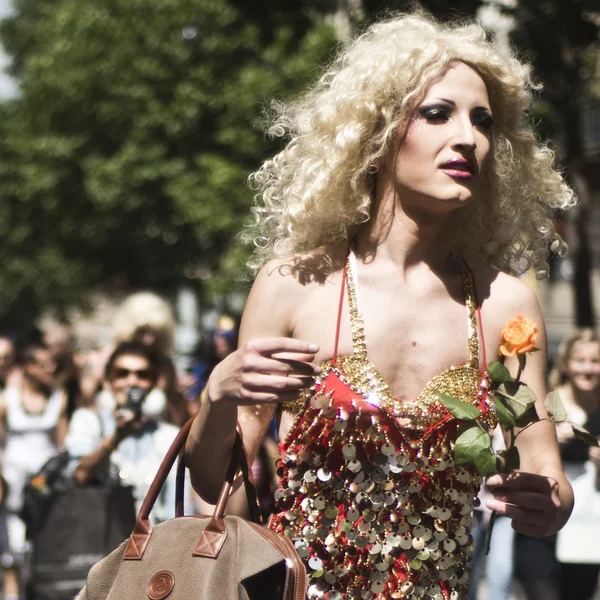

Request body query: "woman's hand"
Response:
[485, 471, 561, 537]
[113, 407, 145, 443]
[206, 338, 321, 406]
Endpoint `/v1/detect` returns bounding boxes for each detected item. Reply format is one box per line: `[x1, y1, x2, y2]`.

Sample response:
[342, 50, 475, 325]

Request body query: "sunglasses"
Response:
[111, 367, 153, 381]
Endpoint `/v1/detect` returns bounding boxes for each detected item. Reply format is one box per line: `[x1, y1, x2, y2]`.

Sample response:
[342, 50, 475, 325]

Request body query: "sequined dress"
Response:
[268, 252, 497, 600]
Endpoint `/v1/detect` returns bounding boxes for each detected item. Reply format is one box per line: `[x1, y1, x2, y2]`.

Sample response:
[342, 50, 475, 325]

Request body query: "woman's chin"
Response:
[572, 377, 600, 393]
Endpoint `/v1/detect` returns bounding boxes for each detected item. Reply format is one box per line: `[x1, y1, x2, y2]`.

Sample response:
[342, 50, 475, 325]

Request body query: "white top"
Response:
[2, 387, 63, 511]
[65, 408, 180, 524]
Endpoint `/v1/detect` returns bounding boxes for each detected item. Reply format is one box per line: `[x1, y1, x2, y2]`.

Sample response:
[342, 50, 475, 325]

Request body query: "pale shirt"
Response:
[2, 387, 63, 512]
[65, 407, 179, 524]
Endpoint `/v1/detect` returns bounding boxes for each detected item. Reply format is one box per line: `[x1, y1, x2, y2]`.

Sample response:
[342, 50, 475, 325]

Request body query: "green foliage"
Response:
[501, 0, 599, 151]
[496, 381, 537, 420]
[492, 397, 516, 429]
[487, 361, 513, 384]
[544, 390, 567, 422]
[454, 422, 492, 466]
[499, 446, 520, 471]
[572, 423, 600, 447]
[435, 391, 481, 420]
[0, 0, 337, 326]
[474, 448, 499, 476]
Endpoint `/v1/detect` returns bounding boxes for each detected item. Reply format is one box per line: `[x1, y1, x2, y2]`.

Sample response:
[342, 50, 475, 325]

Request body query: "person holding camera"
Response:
[65, 341, 180, 523]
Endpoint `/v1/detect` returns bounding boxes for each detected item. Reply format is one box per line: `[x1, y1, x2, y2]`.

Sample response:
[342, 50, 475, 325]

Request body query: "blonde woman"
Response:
[553, 330, 600, 600]
[186, 11, 574, 599]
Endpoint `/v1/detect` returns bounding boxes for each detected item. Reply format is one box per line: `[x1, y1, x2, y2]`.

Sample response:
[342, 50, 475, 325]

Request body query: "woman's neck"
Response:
[355, 183, 455, 276]
[22, 377, 51, 399]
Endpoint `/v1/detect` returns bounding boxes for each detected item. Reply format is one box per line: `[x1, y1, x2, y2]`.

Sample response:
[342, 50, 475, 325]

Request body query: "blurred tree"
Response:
[500, 0, 600, 326]
[0, 0, 338, 326]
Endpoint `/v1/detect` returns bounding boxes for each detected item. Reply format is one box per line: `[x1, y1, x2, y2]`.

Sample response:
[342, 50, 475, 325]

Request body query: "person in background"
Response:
[42, 322, 87, 418]
[192, 315, 239, 394]
[110, 292, 189, 427]
[516, 329, 600, 600]
[554, 329, 600, 599]
[0, 342, 67, 600]
[65, 341, 179, 522]
[0, 337, 19, 391]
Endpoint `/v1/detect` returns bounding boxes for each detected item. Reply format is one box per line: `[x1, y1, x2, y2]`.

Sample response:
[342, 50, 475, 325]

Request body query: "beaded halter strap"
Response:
[334, 250, 483, 372]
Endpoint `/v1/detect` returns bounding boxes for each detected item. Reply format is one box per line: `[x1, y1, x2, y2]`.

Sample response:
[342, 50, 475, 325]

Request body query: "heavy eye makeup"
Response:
[417, 102, 495, 130]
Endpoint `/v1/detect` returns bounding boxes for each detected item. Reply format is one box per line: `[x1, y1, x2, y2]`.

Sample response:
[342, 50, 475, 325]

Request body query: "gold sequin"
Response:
[271, 256, 498, 600]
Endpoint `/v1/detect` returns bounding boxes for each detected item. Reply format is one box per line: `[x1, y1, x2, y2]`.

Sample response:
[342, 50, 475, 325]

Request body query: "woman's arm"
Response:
[184, 263, 320, 504]
[54, 393, 69, 449]
[485, 281, 573, 535]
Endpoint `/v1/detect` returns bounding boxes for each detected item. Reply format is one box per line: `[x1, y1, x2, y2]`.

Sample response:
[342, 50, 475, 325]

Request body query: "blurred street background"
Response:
[0, 0, 596, 599]
[0, 0, 595, 365]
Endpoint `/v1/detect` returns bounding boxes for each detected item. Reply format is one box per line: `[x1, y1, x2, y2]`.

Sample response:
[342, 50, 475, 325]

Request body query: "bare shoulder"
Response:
[469, 262, 544, 345]
[487, 270, 541, 319]
[242, 244, 347, 339]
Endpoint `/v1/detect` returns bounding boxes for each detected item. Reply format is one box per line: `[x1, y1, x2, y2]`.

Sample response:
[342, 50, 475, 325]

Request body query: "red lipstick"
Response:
[439, 158, 476, 179]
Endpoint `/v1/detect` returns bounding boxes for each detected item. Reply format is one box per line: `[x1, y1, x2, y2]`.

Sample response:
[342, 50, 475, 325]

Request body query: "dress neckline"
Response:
[332, 250, 483, 403]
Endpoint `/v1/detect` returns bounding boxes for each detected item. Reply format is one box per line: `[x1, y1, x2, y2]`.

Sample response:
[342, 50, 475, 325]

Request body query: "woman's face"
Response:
[108, 353, 155, 406]
[390, 62, 494, 213]
[566, 341, 600, 393]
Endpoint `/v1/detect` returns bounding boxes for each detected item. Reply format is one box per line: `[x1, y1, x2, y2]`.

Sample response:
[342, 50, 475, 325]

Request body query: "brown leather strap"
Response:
[124, 415, 262, 560]
[175, 448, 186, 518]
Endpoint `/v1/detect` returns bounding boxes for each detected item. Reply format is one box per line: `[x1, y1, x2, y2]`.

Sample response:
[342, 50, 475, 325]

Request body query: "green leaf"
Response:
[497, 381, 537, 419]
[514, 404, 540, 428]
[454, 424, 492, 465]
[499, 446, 520, 471]
[571, 423, 600, 447]
[544, 390, 567, 422]
[493, 397, 516, 430]
[436, 391, 481, 420]
[488, 361, 513, 384]
[474, 449, 499, 476]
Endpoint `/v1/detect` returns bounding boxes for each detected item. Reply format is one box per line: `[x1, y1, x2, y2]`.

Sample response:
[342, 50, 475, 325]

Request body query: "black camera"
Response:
[122, 386, 148, 419]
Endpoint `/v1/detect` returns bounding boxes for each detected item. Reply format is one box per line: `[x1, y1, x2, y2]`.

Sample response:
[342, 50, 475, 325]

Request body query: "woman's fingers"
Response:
[208, 338, 321, 406]
[486, 472, 559, 495]
[246, 338, 319, 356]
[243, 354, 320, 376]
[241, 373, 311, 392]
[485, 472, 560, 535]
[486, 489, 556, 519]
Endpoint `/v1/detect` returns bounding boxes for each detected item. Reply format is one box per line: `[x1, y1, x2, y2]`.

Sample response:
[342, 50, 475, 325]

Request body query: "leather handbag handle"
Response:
[124, 416, 261, 560]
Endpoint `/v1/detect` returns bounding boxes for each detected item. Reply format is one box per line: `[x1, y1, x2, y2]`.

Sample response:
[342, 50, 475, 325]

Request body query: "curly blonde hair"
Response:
[246, 11, 575, 276]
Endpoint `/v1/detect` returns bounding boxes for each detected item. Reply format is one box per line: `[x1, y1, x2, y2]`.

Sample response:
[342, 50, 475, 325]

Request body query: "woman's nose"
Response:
[452, 117, 477, 150]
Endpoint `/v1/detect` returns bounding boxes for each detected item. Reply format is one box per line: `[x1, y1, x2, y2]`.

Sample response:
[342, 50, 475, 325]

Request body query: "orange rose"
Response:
[498, 315, 539, 357]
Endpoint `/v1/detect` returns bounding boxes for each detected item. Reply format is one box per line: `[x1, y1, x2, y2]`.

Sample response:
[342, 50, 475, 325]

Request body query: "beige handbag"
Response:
[76, 417, 307, 600]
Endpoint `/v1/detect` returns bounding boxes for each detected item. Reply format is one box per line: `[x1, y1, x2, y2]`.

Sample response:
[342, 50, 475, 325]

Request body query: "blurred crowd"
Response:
[0, 291, 278, 600]
[1, 292, 600, 599]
